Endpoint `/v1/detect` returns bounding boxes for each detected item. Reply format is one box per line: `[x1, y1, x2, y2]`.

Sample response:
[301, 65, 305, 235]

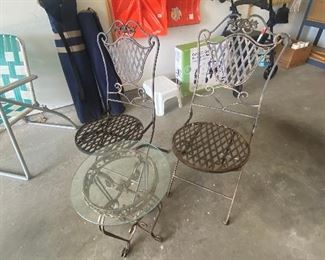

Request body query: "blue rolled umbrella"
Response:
[39, 0, 103, 123]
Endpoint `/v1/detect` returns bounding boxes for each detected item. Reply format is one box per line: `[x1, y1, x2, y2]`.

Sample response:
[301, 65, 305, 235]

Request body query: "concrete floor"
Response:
[0, 64, 325, 260]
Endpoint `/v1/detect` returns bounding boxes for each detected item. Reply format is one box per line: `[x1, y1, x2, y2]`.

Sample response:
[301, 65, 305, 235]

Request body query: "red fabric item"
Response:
[167, 0, 201, 27]
[111, 0, 167, 38]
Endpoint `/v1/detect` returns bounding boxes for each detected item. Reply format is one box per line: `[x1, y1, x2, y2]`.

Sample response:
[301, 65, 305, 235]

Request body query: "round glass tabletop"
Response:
[71, 140, 170, 226]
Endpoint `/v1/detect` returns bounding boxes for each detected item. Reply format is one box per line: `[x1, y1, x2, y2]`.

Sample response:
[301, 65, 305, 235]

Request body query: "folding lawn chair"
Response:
[0, 34, 78, 181]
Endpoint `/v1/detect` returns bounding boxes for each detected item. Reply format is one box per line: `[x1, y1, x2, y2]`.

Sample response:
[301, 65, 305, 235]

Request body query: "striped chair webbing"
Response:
[0, 34, 34, 125]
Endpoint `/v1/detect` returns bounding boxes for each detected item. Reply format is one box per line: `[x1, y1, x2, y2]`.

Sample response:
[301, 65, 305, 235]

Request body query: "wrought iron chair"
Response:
[72, 21, 169, 257]
[0, 34, 78, 181]
[167, 14, 289, 224]
[75, 20, 160, 154]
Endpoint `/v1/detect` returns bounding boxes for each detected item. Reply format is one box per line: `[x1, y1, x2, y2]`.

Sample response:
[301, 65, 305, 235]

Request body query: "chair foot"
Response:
[223, 218, 230, 226]
[121, 244, 130, 258]
[166, 180, 173, 198]
[151, 233, 163, 242]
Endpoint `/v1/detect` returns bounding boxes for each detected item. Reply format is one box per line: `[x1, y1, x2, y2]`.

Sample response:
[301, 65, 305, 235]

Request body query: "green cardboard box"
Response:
[175, 36, 224, 96]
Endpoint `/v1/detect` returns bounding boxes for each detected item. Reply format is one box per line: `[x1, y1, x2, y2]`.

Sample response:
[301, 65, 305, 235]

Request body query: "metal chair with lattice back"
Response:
[72, 22, 169, 257]
[167, 14, 289, 224]
[0, 34, 78, 181]
[74, 20, 160, 154]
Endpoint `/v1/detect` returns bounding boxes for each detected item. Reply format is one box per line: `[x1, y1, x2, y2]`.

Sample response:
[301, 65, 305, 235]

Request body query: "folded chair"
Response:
[167, 14, 289, 224]
[0, 34, 78, 181]
[75, 20, 160, 154]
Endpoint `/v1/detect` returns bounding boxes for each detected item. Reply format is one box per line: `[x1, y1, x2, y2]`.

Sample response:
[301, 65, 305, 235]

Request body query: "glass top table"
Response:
[71, 140, 170, 226]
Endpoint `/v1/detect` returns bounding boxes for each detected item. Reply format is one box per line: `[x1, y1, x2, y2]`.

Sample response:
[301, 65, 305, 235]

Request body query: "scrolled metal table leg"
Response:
[137, 202, 163, 242]
[150, 202, 163, 242]
[98, 215, 138, 258]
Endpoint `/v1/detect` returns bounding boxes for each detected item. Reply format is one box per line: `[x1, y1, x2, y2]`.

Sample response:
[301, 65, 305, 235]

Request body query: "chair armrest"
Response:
[0, 74, 38, 95]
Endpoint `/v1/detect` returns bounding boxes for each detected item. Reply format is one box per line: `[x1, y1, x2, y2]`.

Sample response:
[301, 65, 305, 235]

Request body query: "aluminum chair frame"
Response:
[167, 14, 290, 225]
[0, 34, 78, 181]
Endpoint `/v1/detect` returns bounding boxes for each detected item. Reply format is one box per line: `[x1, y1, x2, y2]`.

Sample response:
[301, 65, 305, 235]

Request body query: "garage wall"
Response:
[0, 0, 323, 108]
[0, 0, 109, 108]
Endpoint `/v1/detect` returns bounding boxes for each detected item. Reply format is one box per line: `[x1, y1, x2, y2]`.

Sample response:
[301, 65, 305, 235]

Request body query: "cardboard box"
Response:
[308, 0, 325, 24]
[175, 36, 224, 96]
[277, 43, 313, 69]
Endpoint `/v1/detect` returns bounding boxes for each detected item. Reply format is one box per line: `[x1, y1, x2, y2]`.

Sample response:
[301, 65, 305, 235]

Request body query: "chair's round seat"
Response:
[75, 114, 144, 154]
[172, 122, 250, 173]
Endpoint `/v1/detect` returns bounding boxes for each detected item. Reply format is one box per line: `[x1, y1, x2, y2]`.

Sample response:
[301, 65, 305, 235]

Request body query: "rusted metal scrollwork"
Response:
[82, 148, 160, 223]
[192, 14, 290, 117]
[227, 16, 258, 34]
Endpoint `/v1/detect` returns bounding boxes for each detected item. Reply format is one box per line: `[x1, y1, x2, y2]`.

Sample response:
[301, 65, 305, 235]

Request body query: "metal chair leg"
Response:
[0, 103, 31, 180]
[167, 156, 244, 225]
[0, 97, 79, 130]
[24, 105, 78, 130]
[167, 159, 179, 197]
[224, 169, 244, 225]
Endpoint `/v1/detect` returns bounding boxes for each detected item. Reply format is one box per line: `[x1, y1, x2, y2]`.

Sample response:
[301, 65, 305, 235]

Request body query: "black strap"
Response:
[57, 28, 85, 100]
[39, 0, 85, 100]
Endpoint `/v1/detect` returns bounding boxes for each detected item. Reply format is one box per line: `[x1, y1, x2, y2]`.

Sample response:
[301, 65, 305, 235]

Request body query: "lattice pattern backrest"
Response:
[208, 34, 271, 87]
[105, 37, 152, 84]
[0, 34, 34, 125]
[189, 14, 289, 121]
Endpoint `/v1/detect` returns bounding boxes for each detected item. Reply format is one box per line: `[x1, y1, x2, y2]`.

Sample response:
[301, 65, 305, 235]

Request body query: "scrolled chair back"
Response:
[192, 14, 289, 120]
[98, 20, 159, 85]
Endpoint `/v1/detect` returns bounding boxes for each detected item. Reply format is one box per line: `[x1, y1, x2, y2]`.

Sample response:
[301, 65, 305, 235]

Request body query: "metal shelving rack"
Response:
[297, 0, 325, 68]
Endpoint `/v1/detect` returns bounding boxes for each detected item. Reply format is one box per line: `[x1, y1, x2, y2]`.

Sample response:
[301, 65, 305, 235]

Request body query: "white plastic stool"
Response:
[143, 76, 182, 116]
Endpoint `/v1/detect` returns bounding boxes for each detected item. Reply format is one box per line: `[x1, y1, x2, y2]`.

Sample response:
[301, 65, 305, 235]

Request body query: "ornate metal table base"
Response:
[71, 141, 170, 257]
[98, 202, 163, 257]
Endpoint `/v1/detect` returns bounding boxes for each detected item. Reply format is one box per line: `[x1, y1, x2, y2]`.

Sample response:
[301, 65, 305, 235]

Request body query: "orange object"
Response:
[110, 0, 167, 38]
[167, 0, 201, 27]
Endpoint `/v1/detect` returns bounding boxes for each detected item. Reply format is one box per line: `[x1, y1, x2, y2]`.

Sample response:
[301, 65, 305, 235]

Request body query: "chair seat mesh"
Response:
[172, 122, 250, 173]
[75, 114, 144, 154]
